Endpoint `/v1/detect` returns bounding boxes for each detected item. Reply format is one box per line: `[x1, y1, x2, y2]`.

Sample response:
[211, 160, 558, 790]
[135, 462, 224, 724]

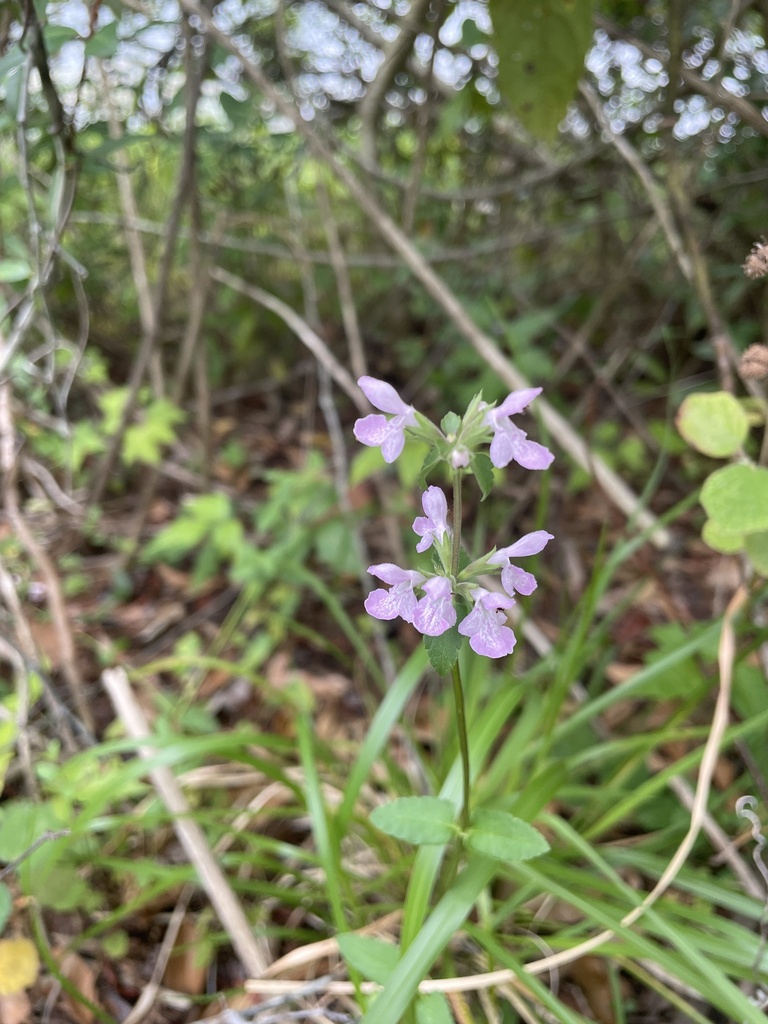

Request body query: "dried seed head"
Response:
[740, 344, 768, 381]
[744, 241, 768, 279]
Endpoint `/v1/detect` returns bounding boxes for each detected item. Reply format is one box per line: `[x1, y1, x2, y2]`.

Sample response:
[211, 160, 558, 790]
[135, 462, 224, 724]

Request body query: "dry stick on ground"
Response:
[89, 42, 201, 504]
[101, 666, 270, 977]
[176, 0, 671, 549]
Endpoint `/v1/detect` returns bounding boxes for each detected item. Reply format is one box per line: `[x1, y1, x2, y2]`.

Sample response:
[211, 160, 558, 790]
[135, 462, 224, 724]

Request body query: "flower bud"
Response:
[450, 446, 470, 469]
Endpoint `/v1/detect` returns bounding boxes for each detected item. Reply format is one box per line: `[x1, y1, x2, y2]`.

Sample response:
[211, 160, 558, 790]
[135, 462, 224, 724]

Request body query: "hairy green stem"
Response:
[451, 469, 462, 577]
[452, 660, 472, 831]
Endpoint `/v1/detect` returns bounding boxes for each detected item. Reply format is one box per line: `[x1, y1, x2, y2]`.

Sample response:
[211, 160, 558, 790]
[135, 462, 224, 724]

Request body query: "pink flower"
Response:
[354, 376, 418, 463]
[484, 389, 554, 470]
[458, 588, 517, 658]
[365, 564, 425, 623]
[413, 576, 456, 636]
[488, 530, 554, 598]
[413, 486, 451, 553]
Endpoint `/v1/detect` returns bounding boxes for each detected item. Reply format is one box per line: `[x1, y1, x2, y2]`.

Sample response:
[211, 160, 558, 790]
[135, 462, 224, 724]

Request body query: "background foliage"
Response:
[2, 0, 768, 1022]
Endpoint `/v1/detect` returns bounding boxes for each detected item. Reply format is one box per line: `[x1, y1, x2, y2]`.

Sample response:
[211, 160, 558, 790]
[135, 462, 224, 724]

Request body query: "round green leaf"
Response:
[466, 809, 550, 863]
[701, 519, 744, 554]
[0, 885, 11, 934]
[745, 530, 768, 576]
[370, 797, 456, 845]
[676, 392, 749, 458]
[700, 463, 768, 535]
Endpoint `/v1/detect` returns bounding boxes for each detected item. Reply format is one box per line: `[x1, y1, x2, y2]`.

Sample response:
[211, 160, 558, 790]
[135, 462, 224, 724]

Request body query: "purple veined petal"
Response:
[489, 421, 553, 471]
[458, 589, 517, 658]
[421, 485, 449, 526]
[413, 576, 456, 636]
[365, 564, 425, 624]
[365, 587, 418, 622]
[358, 376, 416, 418]
[491, 387, 542, 421]
[354, 413, 392, 448]
[501, 564, 537, 597]
[493, 388, 542, 419]
[490, 531, 554, 562]
[513, 437, 554, 471]
[488, 420, 525, 469]
[367, 563, 424, 585]
[380, 417, 410, 463]
[413, 486, 450, 553]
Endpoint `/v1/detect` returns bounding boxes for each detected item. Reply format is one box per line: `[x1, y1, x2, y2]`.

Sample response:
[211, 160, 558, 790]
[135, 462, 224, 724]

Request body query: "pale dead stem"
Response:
[101, 666, 270, 977]
[209, 267, 363, 408]
[244, 584, 751, 1000]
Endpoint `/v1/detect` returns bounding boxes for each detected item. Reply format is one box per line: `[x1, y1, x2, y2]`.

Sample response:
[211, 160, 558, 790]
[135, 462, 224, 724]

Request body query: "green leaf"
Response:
[440, 412, 461, 436]
[84, 22, 119, 58]
[417, 446, 444, 490]
[0, 259, 31, 283]
[337, 934, 399, 985]
[466, 809, 550, 863]
[745, 530, 768, 576]
[701, 464, 768, 535]
[416, 992, 454, 1024]
[701, 518, 744, 554]
[489, 0, 594, 140]
[470, 452, 495, 499]
[676, 392, 749, 458]
[370, 797, 456, 845]
[423, 625, 463, 676]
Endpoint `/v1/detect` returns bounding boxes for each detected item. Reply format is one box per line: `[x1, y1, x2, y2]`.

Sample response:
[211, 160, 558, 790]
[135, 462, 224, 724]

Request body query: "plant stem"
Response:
[450, 469, 470, 830]
[452, 660, 471, 831]
[451, 469, 462, 577]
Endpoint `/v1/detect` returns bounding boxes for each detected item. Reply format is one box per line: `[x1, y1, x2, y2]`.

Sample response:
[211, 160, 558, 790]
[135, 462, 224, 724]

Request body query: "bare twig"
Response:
[209, 267, 363, 408]
[90, 27, 202, 503]
[358, 0, 434, 167]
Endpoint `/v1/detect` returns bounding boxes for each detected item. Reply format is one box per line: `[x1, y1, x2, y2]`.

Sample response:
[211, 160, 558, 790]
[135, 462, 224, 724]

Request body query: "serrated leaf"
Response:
[424, 625, 463, 676]
[416, 992, 455, 1024]
[745, 530, 768, 576]
[466, 809, 549, 863]
[337, 934, 399, 985]
[676, 392, 749, 458]
[701, 464, 768, 535]
[470, 452, 495, 499]
[0, 938, 39, 995]
[370, 797, 456, 845]
[489, 0, 594, 140]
